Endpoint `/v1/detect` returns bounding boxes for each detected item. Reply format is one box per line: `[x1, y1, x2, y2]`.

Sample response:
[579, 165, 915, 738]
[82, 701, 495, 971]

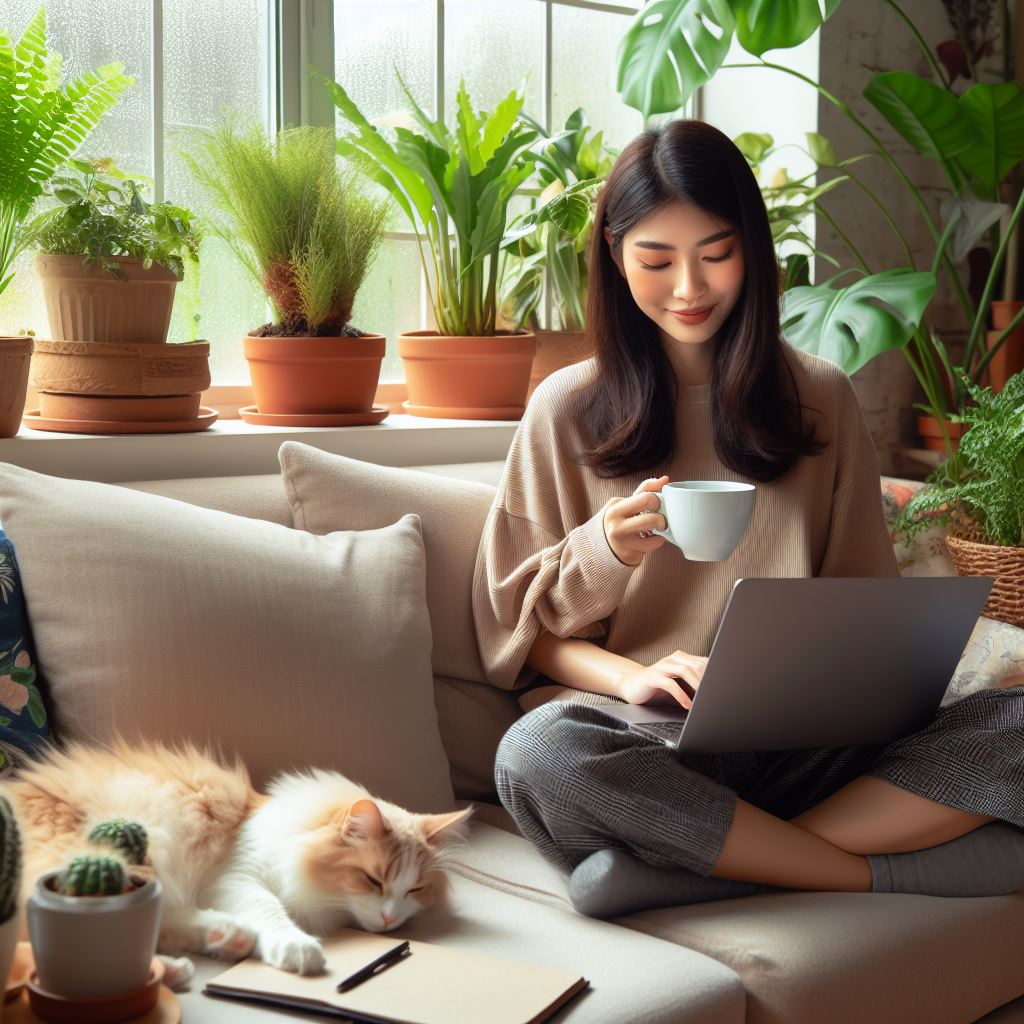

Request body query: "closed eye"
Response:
[639, 262, 670, 271]
[362, 872, 382, 890]
[704, 249, 734, 263]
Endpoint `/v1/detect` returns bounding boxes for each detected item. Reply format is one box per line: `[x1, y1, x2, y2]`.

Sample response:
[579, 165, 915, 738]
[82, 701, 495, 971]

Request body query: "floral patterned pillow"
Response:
[0, 526, 51, 776]
[880, 476, 956, 577]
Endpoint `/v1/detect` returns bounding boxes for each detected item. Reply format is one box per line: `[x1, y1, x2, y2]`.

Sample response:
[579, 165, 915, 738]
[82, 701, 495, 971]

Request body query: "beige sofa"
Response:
[6, 453, 1024, 1024]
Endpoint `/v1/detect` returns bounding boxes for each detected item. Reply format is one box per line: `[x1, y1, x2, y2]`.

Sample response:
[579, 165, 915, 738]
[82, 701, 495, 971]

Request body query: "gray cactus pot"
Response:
[26, 870, 162, 998]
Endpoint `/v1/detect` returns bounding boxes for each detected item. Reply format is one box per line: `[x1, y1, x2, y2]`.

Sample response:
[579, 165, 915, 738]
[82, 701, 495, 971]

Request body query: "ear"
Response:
[603, 226, 626, 279]
[420, 806, 474, 849]
[337, 799, 389, 842]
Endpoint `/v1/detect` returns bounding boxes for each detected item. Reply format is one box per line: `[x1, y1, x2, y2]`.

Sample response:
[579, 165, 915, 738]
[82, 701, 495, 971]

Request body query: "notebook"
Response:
[204, 928, 589, 1024]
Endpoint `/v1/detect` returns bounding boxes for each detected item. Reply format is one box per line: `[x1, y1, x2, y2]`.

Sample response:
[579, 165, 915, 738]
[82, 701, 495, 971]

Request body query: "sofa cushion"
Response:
[0, 526, 51, 776]
[0, 462, 455, 812]
[122, 474, 293, 527]
[278, 441, 497, 684]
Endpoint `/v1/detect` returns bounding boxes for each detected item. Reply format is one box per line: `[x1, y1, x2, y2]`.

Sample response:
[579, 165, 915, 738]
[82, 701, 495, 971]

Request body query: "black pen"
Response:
[336, 941, 412, 993]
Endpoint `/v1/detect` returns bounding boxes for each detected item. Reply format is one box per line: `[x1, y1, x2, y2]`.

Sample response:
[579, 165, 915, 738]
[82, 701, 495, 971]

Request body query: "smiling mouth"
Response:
[668, 305, 715, 321]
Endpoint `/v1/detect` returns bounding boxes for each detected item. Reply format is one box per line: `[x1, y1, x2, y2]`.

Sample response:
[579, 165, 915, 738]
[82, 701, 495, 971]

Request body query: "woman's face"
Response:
[604, 198, 745, 367]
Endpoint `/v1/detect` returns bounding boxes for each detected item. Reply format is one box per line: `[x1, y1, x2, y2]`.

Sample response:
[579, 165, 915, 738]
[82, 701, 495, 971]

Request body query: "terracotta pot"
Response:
[917, 413, 967, 454]
[35, 254, 178, 345]
[398, 330, 536, 419]
[986, 301, 1024, 393]
[30, 339, 210, 396]
[38, 392, 201, 423]
[526, 329, 593, 403]
[0, 338, 33, 438]
[243, 333, 385, 415]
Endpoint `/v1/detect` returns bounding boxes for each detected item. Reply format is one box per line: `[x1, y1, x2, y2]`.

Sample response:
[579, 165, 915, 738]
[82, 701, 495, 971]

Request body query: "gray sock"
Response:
[568, 848, 780, 919]
[868, 820, 1024, 897]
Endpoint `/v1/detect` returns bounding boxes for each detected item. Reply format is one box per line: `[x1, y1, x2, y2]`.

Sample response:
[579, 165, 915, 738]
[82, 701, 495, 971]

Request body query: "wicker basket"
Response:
[945, 518, 1024, 628]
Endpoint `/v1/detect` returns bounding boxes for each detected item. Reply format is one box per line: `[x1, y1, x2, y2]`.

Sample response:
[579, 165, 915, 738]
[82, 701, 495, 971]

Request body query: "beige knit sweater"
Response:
[471, 345, 899, 692]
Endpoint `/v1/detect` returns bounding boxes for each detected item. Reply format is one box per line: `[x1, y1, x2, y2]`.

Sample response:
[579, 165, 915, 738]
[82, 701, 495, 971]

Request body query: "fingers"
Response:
[658, 677, 693, 710]
[632, 475, 669, 496]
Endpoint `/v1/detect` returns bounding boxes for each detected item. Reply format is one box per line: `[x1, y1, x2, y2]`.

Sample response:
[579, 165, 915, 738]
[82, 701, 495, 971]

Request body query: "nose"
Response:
[672, 261, 706, 303]
[381, 913, 396, 927]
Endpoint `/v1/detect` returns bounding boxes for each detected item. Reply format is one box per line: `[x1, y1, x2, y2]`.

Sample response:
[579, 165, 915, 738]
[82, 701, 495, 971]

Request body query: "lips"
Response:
[668, 304, 715, 325]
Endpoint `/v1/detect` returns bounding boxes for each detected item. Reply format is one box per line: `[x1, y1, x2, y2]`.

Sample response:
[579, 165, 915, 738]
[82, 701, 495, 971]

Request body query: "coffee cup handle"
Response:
[649, 493, 676, 546]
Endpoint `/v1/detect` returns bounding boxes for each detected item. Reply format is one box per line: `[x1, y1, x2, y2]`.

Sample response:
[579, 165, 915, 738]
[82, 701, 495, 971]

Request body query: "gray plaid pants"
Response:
[493, 687, 1024, 876]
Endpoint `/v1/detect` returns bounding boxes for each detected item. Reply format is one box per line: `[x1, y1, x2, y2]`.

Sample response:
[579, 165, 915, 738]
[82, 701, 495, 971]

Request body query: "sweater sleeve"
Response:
[817, 371, 900, 579]
[471, 380, 639, 690]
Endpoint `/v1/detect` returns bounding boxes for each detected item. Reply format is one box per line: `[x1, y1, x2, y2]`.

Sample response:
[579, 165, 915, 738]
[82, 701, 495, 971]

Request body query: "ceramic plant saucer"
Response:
[22, 407, 218, 435]
[4, 985, 180, 1024]
[238, 404, 390, 427]
[401, 399, 524, 420]
[6, 941, 33, 1002]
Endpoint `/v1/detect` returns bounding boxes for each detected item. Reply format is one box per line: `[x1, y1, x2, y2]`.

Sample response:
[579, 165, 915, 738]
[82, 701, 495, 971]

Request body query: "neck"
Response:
[661, 332, 714, 387]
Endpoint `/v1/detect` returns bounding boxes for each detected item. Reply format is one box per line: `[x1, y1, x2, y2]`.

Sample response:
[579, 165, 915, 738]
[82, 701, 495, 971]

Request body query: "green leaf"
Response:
[732, 0, 826, 57]
[0, 717, 11, 728]
[616, 0, 737, 119]
[957, 82, 1024, 187]
[10, 667, 35, 686]
[26, 687, 46, 729]
[733, 131, 774, 164]
[780, 268, 936, 376]
[864, 72, 975, 188]
[806, 131, 839, 168]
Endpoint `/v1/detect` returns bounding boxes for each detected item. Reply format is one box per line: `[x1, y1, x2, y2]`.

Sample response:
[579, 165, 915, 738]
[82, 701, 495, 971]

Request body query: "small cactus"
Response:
[88, 819, 148, 865]
[0, 795, 21, 923]
[57, 856, 125, 897]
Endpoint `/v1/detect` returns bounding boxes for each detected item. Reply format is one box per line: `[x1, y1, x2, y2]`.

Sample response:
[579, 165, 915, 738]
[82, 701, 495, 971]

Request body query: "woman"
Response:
[470, 119, 1024, 919]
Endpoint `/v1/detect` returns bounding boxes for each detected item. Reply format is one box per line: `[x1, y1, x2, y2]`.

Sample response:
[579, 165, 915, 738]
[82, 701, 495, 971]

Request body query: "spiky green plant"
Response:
[88, 819, 147, 866]
[179, 119, 388, 336]
[0, 6, 133, 299]
[57, 855, 125, 897]
[0, 794, 21, 924]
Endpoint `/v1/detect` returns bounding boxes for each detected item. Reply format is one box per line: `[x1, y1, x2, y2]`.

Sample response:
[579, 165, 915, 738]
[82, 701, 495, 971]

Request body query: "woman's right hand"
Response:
[617, 651, 708, 710]
[603, 475, 670, 566]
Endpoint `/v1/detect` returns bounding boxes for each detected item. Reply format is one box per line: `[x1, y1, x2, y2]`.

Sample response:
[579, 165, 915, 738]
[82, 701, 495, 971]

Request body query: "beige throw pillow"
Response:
[278, 441, 497, 684]
[0, 462, 455, 812]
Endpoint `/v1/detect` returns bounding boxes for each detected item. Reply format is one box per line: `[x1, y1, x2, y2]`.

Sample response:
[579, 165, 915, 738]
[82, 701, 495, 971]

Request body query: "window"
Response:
[0, 0, 644, 387]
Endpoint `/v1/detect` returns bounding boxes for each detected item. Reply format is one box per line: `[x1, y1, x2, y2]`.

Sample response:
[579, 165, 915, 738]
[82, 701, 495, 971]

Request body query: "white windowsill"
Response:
[0, 414, 520, 484]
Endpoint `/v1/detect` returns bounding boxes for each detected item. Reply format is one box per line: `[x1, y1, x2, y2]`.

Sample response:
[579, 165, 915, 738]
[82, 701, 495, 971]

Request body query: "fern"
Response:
[178, 118, 387, 334]
[893, 372, 1024, 548]
[0, 6, 133, 298]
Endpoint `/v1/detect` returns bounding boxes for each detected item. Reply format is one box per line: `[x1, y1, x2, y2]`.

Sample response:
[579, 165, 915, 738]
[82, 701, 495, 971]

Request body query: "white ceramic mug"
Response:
[650, 481, 756, 561]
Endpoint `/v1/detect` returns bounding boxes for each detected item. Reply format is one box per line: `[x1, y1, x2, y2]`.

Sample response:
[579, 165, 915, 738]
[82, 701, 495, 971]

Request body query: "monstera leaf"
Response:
[616, 0, 736, 119]
[780, 268, 936, 376]
[732, 0, 841, 57]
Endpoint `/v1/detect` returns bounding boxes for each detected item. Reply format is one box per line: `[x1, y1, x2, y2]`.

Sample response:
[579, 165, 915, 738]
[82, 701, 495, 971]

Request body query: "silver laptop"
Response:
[598, 577, 994, 754]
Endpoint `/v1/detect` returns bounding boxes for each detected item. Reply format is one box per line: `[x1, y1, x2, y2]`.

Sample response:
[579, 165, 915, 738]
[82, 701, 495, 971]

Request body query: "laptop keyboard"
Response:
[632, 717, 687, 744]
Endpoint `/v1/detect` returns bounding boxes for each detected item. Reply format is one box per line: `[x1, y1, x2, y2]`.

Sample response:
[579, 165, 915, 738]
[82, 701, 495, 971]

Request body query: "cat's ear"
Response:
[336, 799, 389, 842]
[420, 807, 474, 849]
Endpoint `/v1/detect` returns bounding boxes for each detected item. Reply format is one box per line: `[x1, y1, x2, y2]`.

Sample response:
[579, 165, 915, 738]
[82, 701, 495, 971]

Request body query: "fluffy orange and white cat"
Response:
[2, 739, 473, 979]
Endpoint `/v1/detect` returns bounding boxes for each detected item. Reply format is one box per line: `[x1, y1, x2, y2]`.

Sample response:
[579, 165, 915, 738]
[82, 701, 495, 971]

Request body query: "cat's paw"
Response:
[201, 915, 257, 960]
[156, 955, 195, 992]
[258, 927, 326, 975]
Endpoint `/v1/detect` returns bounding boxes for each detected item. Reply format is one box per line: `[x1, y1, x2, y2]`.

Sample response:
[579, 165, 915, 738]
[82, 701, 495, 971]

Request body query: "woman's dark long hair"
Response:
[575, 119, 825, 482]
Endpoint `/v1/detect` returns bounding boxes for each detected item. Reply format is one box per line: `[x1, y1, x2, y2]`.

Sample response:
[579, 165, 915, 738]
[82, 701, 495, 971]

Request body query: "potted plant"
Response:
[22, 158, 211, 427]
[893, 371, 1024, 627]
[614, 0, 1024, 458]
[26, 158, 200, 346]
[499, 108, 617, 402]
[26, 841, 162, 1006]
[0, 6, 131, 432]
[0, 795, 21, 1014]
[181, 119, 390, 424]
[324, 71, 540, 419]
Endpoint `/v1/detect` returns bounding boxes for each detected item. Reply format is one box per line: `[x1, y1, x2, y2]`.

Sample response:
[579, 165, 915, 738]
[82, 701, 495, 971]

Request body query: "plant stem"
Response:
[813, 203, 871, 272]
[972, 300, 1024, 382]
[841, 163, 916, 267]
[964, 185, 1024, 374]
[880, 0, 952, 89]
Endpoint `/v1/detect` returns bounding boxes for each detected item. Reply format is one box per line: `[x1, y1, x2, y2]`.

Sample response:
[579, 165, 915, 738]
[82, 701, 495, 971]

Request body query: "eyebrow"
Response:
[633, 229, 737, 251]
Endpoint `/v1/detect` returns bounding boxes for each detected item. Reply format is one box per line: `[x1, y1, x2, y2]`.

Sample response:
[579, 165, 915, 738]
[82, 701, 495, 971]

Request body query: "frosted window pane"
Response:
[444, 0, 543, 126]
[351, 238, 424, 383]
[333, 0, 434, 236]
[163, 0, 270, 382]
[552, 6, 643, 151]
[0, 1, 150, 338]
